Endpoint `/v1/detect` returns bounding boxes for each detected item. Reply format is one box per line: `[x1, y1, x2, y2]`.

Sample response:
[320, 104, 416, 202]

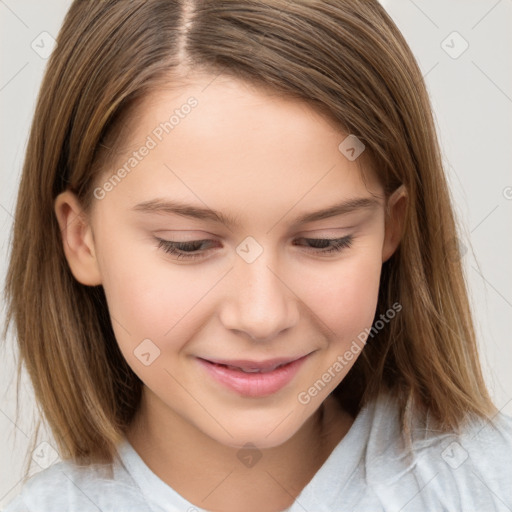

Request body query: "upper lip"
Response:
[199, 354, 309, 371]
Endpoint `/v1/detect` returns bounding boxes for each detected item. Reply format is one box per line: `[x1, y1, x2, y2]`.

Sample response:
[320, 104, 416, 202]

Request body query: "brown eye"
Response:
[293, 235, 353, 254]
[156, 238, 217, 260]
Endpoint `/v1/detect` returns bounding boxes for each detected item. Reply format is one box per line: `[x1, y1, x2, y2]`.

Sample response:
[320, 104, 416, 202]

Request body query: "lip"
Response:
[201, 356, 304, 372]
[197, 353, 311, 398]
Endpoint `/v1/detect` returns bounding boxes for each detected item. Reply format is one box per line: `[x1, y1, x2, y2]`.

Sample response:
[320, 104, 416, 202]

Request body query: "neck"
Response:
[125, 388, 353, 512]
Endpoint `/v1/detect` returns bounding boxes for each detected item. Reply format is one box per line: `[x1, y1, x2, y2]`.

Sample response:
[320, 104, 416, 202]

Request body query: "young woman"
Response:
[3, 1, 511, 511]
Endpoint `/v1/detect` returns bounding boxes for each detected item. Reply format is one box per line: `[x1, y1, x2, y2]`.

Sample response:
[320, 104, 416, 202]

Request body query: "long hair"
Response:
[3, 0, 496, 481]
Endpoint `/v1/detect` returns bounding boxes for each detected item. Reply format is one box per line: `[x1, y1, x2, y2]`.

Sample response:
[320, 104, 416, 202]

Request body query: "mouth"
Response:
[196, 354, 311, 397]
[199, 356, 302, 373]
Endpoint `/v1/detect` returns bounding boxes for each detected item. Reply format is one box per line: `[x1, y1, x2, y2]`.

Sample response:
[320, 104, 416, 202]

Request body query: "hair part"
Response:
[3, 0, 496, 481]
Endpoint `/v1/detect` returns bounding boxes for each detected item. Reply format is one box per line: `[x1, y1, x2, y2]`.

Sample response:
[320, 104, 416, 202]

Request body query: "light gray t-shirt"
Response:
[3, 391, 512, 511]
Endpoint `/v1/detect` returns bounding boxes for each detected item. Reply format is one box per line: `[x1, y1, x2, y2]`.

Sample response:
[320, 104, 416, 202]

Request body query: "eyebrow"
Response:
[131, 196, 381, 228]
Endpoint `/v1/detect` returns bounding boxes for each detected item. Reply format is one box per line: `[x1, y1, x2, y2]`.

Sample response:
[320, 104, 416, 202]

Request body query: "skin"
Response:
[54, 74, 406, 512]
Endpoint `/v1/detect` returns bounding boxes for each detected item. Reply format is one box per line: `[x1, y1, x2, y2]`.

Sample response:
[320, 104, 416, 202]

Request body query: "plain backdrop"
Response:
[1, 0, 511, 507]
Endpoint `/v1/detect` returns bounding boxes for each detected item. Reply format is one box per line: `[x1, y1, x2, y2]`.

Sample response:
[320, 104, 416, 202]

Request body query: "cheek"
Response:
[98, 224, 383, 359]
[97, 235, 205, 345]
[103, 261, 210, 339]
[301, 252, 382, 343]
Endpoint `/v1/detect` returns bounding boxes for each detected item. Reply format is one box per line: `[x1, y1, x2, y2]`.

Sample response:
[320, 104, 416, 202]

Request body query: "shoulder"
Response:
[364, 392, 512, 510]
[2, 456, 158, 512]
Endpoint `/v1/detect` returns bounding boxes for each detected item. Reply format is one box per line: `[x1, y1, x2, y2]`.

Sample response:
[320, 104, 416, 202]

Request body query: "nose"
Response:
[219, 250, 299, 342]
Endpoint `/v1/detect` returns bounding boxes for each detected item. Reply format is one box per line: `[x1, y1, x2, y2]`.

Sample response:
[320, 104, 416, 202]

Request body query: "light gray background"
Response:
[1, 0, 511, 507]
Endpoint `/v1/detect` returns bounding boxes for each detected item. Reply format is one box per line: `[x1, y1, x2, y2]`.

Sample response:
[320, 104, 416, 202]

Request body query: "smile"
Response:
[196, 354, 311, 397]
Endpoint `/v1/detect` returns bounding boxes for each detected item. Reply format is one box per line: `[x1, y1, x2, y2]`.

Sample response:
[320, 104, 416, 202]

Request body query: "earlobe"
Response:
[54, 191, 102, 286]
[382, 185, 407, 263]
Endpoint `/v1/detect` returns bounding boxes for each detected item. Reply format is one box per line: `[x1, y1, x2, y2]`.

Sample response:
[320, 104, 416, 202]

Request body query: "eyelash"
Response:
[155, 235, 354, 261]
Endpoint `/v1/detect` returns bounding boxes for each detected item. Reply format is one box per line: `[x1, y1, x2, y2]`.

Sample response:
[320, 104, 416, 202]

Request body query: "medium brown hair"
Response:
[3, 0, 496, 481]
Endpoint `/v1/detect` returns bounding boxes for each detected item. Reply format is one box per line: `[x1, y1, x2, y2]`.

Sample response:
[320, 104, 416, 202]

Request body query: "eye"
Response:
[293, 235, 353, 255]
[156, 238, 217, 260]
[155, 235, 354, 261]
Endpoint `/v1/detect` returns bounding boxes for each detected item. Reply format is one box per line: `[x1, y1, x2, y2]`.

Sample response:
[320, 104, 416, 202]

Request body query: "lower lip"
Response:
[197, 355, 310, 398]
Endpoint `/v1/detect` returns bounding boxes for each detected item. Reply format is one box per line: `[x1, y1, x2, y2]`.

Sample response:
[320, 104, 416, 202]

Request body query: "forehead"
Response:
[94, 74, 382, 221]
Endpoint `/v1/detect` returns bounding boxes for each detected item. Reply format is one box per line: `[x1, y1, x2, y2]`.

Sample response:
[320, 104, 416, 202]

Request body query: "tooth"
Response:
[226, 365, 261, 373]
[224, 363, 286, 373]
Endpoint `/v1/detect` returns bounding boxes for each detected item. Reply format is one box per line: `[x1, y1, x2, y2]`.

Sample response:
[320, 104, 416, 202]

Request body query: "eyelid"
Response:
[154, 234, 354, 261]
[154, 226, 355, 239]
[153, 229, 219, 239]
[297, 227, 356, 237]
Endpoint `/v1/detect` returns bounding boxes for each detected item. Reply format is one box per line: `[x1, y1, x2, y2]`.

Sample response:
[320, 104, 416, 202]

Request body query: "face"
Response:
[55, 74, 404, 450]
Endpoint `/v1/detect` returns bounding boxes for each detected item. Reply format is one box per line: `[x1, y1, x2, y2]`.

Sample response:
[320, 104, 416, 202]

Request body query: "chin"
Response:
[202, 413, 306, 451]
[222, 431, 295, 451]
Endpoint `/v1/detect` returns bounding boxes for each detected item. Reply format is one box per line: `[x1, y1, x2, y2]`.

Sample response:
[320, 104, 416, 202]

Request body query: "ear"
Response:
[382, 185, 407, 263]
[54, 190, 102, 286]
